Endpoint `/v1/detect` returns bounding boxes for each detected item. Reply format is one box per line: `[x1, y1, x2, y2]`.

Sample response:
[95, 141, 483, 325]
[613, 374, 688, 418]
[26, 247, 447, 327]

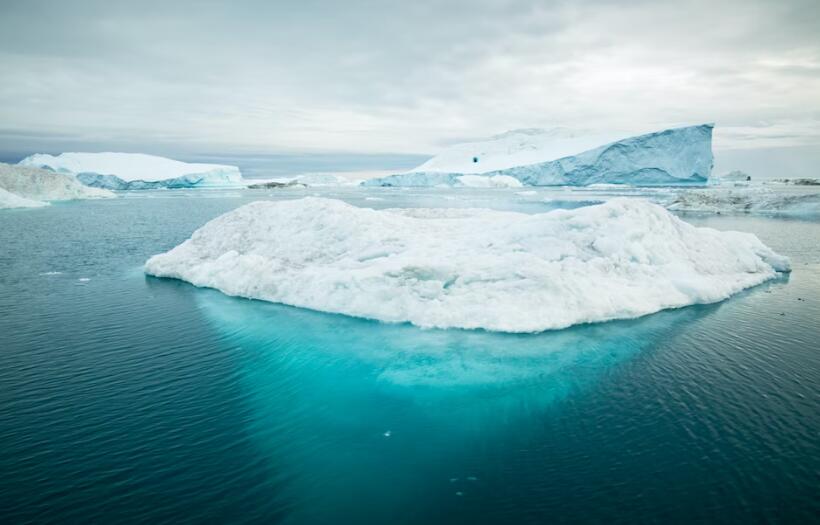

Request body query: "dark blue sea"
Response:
[1, 188, 818, 524]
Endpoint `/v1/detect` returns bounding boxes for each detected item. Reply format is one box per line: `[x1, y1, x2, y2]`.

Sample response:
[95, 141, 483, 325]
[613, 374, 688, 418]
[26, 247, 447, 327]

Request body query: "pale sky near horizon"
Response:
[1, 0, 818, 175]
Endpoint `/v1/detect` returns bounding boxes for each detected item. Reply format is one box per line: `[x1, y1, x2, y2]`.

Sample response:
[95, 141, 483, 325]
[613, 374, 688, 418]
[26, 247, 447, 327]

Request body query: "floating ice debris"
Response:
[39, 271, 63, 275]
[78, 278, 91, 282]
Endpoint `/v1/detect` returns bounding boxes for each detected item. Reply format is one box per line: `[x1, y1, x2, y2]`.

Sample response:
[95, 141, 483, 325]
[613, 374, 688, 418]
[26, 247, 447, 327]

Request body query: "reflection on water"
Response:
[194, 289, 723, 523]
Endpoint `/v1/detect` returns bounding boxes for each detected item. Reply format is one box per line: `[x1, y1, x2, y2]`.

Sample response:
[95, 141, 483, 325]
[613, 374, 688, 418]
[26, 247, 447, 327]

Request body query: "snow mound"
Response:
[0, 187, 47, 209]
[363, 124, 713, 187]
[0, 163, 114, 203]
[145, 197, 788, 333]
[668, 187, 820, 216]
[19, 152, 244, 190]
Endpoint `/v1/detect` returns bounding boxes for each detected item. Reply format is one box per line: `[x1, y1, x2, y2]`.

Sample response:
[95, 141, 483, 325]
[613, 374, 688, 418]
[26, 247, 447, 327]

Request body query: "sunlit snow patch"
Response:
[145, 197, 789, 332]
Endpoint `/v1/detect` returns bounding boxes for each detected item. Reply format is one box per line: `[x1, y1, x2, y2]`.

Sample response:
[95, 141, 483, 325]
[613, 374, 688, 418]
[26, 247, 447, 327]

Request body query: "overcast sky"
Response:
[1, 0, 818, 172]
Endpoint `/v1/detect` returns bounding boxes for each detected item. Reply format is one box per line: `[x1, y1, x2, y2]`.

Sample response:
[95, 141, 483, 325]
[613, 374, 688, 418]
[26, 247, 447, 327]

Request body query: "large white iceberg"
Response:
[363, 124, 714, 188]
[0, 163, 114, 207]
[19, 152, 244, 190]
[145, 197, 788, 333]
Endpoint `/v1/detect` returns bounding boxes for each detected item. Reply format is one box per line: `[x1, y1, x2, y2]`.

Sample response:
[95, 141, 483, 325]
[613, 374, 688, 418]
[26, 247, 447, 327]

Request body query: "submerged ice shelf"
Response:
[363, 124, 714, 188]
[145, 197, 789, 332]
[19, 152, 245, 190]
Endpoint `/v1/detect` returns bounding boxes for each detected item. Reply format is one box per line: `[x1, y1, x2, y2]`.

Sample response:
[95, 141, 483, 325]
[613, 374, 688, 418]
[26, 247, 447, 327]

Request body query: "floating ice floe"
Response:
[363, 124, 713, 188]
[145, 197, 789, 333]
[667, 187, 820, 216]
[19, 152, 244, 190]
[0, 163, 114, 207]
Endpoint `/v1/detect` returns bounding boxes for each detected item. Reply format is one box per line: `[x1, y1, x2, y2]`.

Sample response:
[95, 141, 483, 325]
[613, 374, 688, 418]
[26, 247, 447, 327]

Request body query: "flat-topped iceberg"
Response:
[19, 152, 244, 190]
[0, 163, 114, 208]
[145, 197, 787, 333]
[363, 124, 714, 188]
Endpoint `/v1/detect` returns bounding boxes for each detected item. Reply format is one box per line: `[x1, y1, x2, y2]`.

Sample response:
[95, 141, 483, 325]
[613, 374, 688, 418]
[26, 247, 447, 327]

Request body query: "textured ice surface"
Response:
[457, 174, 523, 188]
[145, 197, 788, 332]
[0, 187, 47, 209]
[363, 125, 713, 187]
[668, 187, 820, 216]
[19, 152, 244, 190]
[0, 163, 114, 205]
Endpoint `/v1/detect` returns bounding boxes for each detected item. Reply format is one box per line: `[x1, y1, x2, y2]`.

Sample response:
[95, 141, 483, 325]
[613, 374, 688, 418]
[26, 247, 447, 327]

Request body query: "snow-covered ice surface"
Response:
[145, 196, 789, 333]
[0, 187, 47, 209]
[363, 124, 714, 188]
[19, 152, 244, 190]
[0, 163, 114, 205]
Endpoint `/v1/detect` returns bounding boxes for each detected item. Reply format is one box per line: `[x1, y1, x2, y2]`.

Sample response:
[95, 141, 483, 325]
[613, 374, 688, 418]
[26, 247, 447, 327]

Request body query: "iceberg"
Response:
[18, 152, 244, 190]
[457, 174, 522, 188]
[362, 124, 714, 187]
[667, 187, 820, 216]
[145, 197, 788, 333]
[0, 163, 114, 207]
[0, 187, 47, 209]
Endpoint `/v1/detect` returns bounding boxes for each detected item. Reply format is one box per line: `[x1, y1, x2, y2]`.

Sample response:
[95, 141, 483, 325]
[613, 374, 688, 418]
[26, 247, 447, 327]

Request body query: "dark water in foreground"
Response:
[1, 189, 819, 524]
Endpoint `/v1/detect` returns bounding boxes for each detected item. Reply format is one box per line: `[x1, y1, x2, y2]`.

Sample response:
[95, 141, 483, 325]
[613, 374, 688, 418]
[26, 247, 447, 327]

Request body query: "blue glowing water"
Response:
[1, 188, 818, 523]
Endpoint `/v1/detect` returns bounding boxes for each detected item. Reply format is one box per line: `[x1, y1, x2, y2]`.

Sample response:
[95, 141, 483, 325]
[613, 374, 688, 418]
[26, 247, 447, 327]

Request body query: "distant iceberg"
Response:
[145, 197, 787, 333]
[363, 124, 714, 187]
[0, 187, 48, 209]
[19, 152, 245, 190]
[667, 187, 820, 216]
[0, 162, 114, 208]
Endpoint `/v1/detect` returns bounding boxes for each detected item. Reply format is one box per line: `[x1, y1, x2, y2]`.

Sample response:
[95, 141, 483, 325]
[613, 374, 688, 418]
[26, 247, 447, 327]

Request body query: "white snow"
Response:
[19, 152, 244, 189]
[145, 197, 789, 333]
[0, 163, 114, 205]
[0, 187, 47, 209]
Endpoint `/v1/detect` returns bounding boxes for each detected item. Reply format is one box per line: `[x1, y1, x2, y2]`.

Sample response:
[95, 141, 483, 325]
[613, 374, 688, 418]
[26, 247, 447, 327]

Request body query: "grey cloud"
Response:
[0, 0, 818, 158]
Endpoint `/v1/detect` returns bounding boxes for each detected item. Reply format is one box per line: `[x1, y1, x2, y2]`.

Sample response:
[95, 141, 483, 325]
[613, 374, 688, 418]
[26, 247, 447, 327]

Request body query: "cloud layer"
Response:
[1, 0, 818, 158]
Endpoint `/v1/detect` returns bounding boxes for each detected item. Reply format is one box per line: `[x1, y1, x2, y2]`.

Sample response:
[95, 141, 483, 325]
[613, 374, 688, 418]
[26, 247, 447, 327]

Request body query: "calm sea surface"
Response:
[1, 188, 818, 524]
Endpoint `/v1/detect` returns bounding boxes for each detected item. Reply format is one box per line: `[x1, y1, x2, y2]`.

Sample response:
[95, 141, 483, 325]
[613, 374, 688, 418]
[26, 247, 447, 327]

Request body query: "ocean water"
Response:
[1, 188, 818, 524]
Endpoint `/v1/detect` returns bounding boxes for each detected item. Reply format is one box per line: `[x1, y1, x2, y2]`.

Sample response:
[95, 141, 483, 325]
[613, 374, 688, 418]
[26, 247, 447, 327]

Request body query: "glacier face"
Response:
[363, 124, 714, 188]
[144, 196, 788, 333]
[18, 152, 244, 190]
[0, 163, 114, 205]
